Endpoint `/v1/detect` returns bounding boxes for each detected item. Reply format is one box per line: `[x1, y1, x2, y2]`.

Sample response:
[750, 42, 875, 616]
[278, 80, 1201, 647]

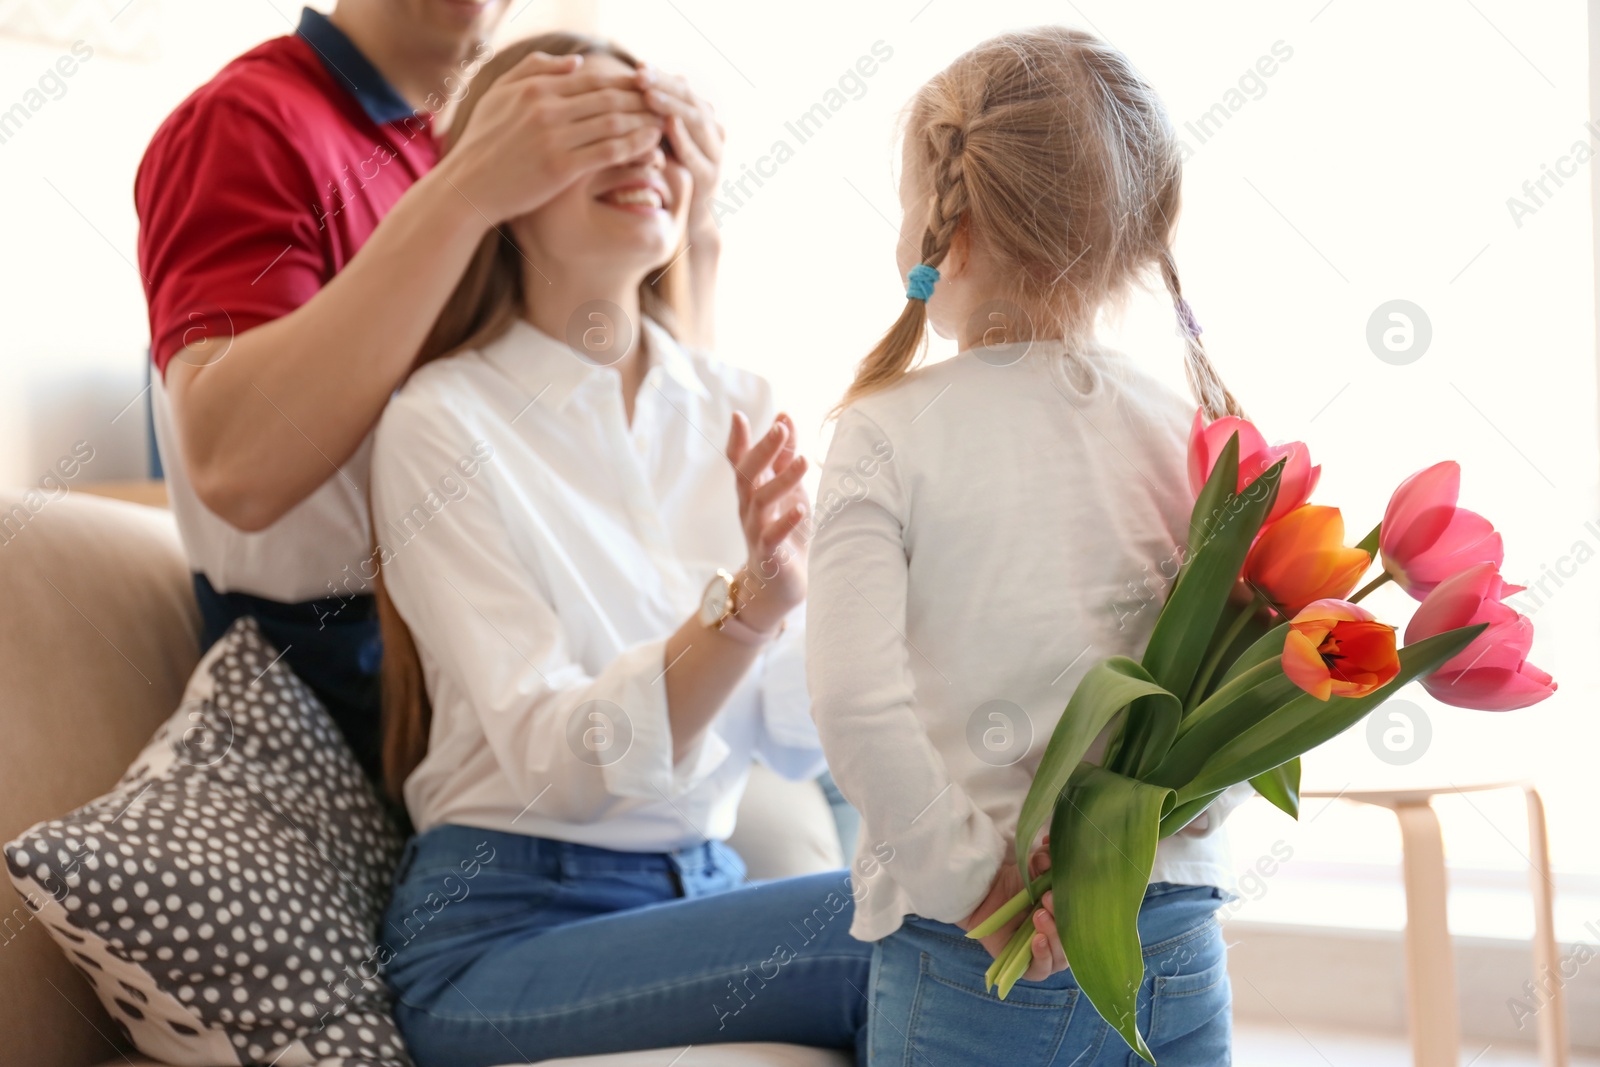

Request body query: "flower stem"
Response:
[986, 922, 1024, 989]
[994, 918, 1040, 998]
[1186, 591, 1265, 709]
[985, 916, 1034, 988]
[1349, 571, 1391, 604]
[966, 872, 1051, 940]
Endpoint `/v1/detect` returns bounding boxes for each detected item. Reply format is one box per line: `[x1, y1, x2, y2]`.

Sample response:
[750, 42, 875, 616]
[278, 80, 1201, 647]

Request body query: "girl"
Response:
[808, 27, 1250, 1066]
[369, 34, 932, 1065]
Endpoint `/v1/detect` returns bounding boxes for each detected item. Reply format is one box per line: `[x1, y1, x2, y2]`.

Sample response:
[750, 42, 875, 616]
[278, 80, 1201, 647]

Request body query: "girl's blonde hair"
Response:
[375, 32, 690, 802]
[838, 27, 1244, 420]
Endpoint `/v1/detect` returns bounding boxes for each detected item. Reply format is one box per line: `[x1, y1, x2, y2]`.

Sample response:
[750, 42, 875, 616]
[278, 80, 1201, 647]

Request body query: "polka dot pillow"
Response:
[4, 617, 410, 1066]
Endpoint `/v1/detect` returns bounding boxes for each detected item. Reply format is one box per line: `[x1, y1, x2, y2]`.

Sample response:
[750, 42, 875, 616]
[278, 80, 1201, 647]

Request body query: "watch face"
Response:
[700, 573, 732, 626]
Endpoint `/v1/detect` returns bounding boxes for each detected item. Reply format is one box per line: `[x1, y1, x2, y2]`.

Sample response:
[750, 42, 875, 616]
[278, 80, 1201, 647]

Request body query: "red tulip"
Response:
[1380, 461, 1504, 600]
[1404, 562, 1554, 711]
[1282, 599, 1400, 700]
[1244, 505, 1371, 615]
[1187, 409, 1321, 524]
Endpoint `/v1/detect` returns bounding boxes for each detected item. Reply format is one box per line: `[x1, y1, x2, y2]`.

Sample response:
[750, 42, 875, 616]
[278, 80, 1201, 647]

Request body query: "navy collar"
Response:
[295, 7, 417, 127]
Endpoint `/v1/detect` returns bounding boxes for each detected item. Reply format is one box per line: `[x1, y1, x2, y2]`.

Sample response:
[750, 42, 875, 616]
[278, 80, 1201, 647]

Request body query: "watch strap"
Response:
[717, 610, 784, 647]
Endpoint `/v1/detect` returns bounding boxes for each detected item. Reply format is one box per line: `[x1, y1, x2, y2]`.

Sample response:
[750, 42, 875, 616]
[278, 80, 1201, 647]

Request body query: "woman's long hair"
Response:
[375, 32, 690, 802]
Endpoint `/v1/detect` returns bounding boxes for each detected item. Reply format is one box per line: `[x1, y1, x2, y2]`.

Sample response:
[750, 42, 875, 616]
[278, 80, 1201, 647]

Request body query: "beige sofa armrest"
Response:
[0, 490, 199, 1067]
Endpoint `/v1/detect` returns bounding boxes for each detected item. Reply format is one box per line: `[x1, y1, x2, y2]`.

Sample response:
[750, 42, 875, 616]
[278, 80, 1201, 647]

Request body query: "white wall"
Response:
[0, 3, 318, 483]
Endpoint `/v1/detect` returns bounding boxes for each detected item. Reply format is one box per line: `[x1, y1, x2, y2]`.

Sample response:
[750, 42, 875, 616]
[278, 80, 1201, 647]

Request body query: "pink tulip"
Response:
[1404, 562, 1554, 711]
[1187, 409, 1321, 525]
[1380, 461, 1504, 599]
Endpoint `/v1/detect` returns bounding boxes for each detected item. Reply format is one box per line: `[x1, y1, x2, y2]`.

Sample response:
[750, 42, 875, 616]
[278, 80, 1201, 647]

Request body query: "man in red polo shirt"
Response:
[136, 1, 724, 784]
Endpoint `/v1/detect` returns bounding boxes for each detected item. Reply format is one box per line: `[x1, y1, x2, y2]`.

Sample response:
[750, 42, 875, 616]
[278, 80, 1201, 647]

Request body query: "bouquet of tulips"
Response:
[969, 410, 1556, 1063]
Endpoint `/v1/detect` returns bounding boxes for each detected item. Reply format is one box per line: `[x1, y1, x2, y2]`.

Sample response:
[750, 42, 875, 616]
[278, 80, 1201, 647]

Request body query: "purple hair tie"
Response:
[1175, 297, 1202, 339]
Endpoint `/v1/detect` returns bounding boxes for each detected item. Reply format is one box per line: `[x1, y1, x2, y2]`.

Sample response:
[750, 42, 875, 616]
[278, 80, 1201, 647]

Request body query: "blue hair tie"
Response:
[906, 263, 940, 301]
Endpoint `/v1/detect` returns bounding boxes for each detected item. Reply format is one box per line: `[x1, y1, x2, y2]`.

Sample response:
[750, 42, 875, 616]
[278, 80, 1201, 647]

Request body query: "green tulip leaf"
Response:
[1145, 660, 1302, 789]
[1250, 757, 1302, 820]
[1356, 520, 1382, 559]
[1187, 430, 1242, 559]
[1052, 765, 1173, 1065]
[1142, 455, 1285, 711]
[1213, 621, 1289, 690]
[1188, 602, 1278, 708]
[1015, 657, 1178, 883]
[1158, 788, 1226, 838]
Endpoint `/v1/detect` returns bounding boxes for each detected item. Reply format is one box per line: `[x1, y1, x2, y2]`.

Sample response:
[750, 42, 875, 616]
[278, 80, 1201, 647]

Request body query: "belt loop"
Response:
[554, 839, 574, 885]
[663, 846, 690, 898]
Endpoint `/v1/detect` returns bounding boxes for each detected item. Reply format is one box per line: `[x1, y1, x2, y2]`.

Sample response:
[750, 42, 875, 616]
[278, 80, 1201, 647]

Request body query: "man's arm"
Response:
[164, 53, 667, 531]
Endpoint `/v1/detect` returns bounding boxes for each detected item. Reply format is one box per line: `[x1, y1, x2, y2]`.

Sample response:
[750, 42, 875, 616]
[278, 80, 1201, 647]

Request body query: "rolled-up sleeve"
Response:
[371, 397, 727, 823]
[806, 407, 1006, 925]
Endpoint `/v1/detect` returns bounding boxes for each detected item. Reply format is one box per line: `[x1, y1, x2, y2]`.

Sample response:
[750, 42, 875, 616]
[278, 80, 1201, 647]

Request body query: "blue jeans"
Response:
[381, 824, 872, 1066]
[868, 883, 1231, 1066]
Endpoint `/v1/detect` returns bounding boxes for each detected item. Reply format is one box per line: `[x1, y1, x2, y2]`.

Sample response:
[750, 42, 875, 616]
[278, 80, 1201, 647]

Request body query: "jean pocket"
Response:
[901, 949, 1079, 1067]
[1148, 955, 1231, 1054]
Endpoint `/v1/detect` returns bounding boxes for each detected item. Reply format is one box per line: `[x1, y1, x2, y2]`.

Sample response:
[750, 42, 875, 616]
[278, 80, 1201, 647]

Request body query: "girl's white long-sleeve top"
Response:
[370, 317, 821, 848]
[807, 339, 1250, 942]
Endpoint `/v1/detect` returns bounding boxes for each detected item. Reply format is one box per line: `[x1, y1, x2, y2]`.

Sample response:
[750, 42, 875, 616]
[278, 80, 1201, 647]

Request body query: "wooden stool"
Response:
[1300, 781, 1568, 1066]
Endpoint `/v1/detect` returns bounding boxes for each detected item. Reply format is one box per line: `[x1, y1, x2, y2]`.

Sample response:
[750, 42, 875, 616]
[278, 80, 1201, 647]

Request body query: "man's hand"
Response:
[441, 51, 665, 223]
[638, 65, 725, 245]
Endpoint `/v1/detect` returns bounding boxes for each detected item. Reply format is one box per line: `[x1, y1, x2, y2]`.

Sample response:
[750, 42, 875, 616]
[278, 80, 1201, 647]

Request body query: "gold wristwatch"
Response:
[698, 568, 783, 646]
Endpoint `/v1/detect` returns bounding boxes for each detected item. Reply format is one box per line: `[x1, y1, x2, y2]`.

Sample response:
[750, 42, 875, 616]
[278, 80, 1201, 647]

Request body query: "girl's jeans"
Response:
[381, 824, 872, 1066]
[867, 882, 1231, 1066]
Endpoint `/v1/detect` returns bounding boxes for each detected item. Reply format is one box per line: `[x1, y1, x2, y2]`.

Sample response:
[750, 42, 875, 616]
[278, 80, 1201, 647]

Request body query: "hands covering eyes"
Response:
[444, 50, 724, 237]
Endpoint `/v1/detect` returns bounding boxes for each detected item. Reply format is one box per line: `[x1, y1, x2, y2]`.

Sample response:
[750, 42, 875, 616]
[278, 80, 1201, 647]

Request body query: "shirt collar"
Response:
[484, 316, 711, 413]
[646, 319, 712, 401]
[296, 7, 418, 127]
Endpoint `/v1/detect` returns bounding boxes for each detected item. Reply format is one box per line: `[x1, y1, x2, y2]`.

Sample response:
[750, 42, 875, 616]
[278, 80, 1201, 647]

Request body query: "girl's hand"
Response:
[959, 839, 1069, 982]
[637, 65, 724, 244]
[446, 52, 664, 223]
[725, 411, 809, 633]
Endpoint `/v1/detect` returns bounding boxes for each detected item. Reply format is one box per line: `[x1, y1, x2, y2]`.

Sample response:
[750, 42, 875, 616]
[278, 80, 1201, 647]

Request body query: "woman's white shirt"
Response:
[370, 317, 821, 849]
[807, 340, 1250, 942]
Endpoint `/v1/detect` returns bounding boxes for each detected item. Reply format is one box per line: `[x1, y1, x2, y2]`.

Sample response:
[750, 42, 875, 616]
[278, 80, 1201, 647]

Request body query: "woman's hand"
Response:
[725, 411, 809, 633]
[637, 65, 725, 246]
[443, 51, 665, 224]
[958, 839, 1069, 982]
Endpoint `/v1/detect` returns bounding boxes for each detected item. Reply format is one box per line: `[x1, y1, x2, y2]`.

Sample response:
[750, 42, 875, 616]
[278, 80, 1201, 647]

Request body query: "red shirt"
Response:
[136, 9, 440, 376]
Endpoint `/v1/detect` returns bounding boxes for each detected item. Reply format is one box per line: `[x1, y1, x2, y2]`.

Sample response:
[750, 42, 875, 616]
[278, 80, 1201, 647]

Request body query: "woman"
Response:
[369, 33, 904, 1066]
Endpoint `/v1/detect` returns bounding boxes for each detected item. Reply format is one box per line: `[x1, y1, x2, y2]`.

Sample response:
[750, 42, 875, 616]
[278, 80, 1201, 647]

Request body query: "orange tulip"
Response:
[1244, 505, 1371, 615]
[1282, 598, 1400, 700]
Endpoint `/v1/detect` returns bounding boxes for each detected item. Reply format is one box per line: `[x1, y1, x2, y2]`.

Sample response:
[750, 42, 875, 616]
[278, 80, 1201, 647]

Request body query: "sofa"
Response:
[0, 487, 852, 1067]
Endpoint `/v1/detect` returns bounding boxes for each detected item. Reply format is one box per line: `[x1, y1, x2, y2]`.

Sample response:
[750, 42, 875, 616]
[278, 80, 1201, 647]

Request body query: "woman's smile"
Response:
[596, 179, 670, 215]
